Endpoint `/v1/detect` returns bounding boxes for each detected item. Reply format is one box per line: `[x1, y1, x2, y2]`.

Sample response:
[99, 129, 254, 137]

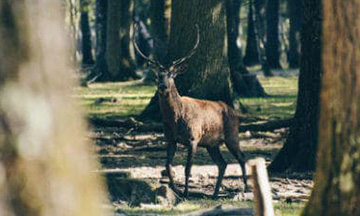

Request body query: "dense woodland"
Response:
[0, 0, 360, 215]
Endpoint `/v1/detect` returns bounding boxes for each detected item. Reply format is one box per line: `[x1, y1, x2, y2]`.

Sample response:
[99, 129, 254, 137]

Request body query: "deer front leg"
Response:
[166, 142, 180, 195]
[184, 143, 197, 198]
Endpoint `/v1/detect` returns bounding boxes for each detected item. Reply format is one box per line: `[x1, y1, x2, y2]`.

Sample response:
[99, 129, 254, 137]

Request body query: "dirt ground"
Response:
[90, 123, 313, 207]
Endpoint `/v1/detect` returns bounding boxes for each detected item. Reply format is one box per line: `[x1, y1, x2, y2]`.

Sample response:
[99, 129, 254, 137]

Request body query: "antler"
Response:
[132, 24, 165, 69]
[172, 24, 200, 67]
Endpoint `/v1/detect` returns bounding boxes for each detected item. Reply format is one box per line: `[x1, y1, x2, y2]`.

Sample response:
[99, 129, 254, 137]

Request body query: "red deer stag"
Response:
[133, 26, 249, 198]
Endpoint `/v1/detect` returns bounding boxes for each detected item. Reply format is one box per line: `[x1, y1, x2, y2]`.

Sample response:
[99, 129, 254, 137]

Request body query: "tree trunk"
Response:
[94, 0, 107, 75]
[0, 1, 108, 215]
[226, 0, 267, 97]
[140, 0, 234, 121]
[243, 0, 260, 66]
[104, 0, 138, 81]
[168, 0, 233, 104]
[268, 0, 321, 172]
[303, 1, 360, 215]
[150, 0, 169, 62]
[287, 0, 301, 68]
[80, 0, 94, 66]
[265, 0, 281, 69]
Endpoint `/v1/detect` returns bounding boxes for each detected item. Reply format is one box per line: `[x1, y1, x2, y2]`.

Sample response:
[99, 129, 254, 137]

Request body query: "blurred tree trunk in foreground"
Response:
[79, 0, 94, 66]
[0, 1, 108, 215]
[268, 0, 321, 172]
[287, 0, 302, 68]
[303, 1, 360, 215]
[226, 0, 267, 97]
[104, 0, 138, 81]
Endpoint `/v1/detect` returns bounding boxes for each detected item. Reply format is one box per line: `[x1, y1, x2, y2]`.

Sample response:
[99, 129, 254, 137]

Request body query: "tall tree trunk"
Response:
[80, 0, 94, 66]
[94, 0, 107, 75]
[226, 0, 267, 97]
[303, 0, 360, 215]
[268, 0, 321, 172]
[168, 0, 233, 104]
[243, 0, 260, 66]
[0, 1, 108, 215]
[287, 0, 301, 68]
[265, 0, 281, 69]
[140, 0, 234, 121]
[104, 0, 138, 81]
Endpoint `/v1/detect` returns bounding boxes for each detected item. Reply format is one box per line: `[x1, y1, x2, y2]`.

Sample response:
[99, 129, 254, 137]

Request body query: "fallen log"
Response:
[239, 118, 294, 132]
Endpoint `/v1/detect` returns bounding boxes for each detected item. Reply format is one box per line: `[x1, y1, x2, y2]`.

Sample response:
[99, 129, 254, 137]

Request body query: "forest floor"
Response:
[78, 69, 310, 215]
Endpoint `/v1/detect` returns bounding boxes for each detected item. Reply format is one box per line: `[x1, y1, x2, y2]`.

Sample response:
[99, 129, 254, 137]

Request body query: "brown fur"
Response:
[159, 76, 248, 198]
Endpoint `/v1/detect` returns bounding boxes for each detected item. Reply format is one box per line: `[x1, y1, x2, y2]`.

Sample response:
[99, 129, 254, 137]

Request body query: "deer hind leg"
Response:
[184, 143, 197, 198]
[225, 138, 249, 192]
[166, 142, 181, 195]
[206, 146, 227, 198]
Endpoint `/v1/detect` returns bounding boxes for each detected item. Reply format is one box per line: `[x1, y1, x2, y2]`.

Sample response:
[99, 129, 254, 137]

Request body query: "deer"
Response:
[133, 26, 249, 198]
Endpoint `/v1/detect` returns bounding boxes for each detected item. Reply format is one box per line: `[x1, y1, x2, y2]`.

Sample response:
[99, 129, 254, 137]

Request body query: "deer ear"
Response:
[172, 64, 187, 78]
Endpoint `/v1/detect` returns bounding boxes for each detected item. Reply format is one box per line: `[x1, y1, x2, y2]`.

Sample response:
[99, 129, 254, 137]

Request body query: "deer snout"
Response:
[158, 83, 167, 91]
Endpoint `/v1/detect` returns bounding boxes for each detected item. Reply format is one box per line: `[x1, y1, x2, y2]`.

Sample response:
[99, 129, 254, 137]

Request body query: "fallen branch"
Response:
[239, 118, 294, 132]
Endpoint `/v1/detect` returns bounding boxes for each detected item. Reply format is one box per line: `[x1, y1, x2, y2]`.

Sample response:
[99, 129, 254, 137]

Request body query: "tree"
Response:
[141, 0, 234, 120]
[94, 0, 107, 74]
[243, 0, 261, 66]
[268, 0, 321, 172]
[79, 0, 95, 66]
[103, 0, 138, 81]
[287, 0, 301, 68]
[0, 0, 107, 215]
[226, 0, 267, 97]
[265, 0, 281, 69]
[303, 1, 360, 215]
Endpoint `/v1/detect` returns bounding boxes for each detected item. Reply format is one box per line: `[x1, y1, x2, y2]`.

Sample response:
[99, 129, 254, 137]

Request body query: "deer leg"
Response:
[184, 143, 197, 198]
[225, 141, 250, 192]
[166, 142, 180, 195]
[206, 146, 227, 198]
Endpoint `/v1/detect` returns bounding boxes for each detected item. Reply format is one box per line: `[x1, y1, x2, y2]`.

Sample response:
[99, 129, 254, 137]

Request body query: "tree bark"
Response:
[243, 0, 261, 66]
[268, 0, 321, 172]
[226, 0, 267, 97]
[303, 0, 360, 215]
[104, 0, 138, 81]
[0, 1, 108, 215]
[150, 0, 169, 62]
[80, 0, 94, 66]
[94, 0, 107, 75]
[287, 0, 301, 68]
[265, 0, 281, 69]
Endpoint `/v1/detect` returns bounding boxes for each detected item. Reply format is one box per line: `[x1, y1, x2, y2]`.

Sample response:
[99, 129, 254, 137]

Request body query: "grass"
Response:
[76, 72, 298, 120]
[118, 199, 304, 215]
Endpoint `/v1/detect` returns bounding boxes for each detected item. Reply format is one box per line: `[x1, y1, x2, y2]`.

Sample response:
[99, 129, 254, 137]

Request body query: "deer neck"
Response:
[158, 79, 183, 123]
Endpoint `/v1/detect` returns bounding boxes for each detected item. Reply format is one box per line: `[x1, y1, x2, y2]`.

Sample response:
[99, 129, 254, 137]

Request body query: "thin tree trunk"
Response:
[268, 0, 321, 172]
[226, 0, 267, 97]
[104, 0, 138, 81]
[0, 1, 108, 215]
[80, 0, 94, 66]
[287, 0, 301, 68]
[265, 0, 281, 69]
[93, 0, 107, 76]
[243, 0, 260, 66]
[303, 0, 360, 215]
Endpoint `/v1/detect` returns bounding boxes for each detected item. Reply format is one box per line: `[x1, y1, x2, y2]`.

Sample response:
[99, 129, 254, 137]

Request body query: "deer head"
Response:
[133, 24, 200, 95]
